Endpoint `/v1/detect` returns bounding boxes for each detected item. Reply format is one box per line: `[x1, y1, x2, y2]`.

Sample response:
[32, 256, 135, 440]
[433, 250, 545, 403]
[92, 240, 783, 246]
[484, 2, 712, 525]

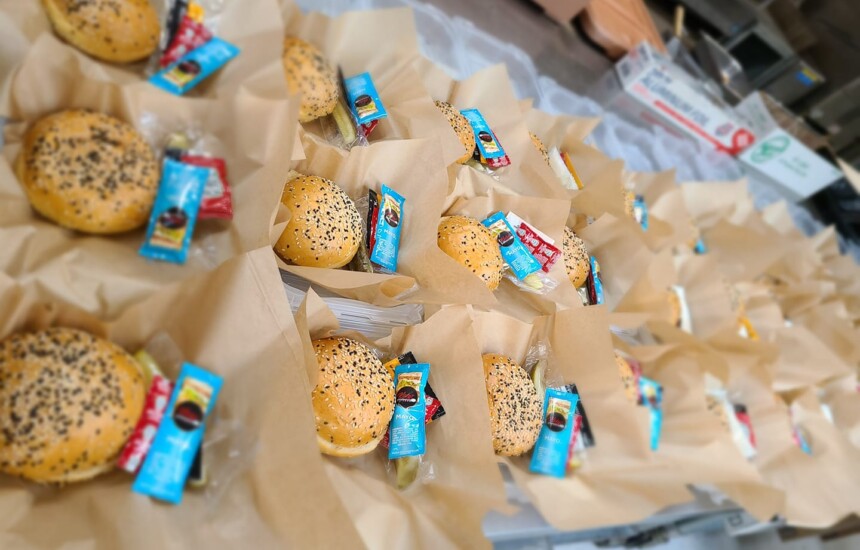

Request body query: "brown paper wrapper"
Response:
[283, 7, 467, 166]
[0, 247, 364, 548]
[792, 301, 860, 368]
[702, 218, 793, 284]
[277, 130, 496, 307]
[0, 38, 298, 318]
[568, 142, 629, 222]
[577, 213, 656, 314]
[769, 325, 854, 393]
[470, 306, 692, 531]
[430, 64, 566, 199]
[741, 379, 860, 528]
[293, 295, 509, 549]
[617, 341, 784, 521]
[680, 179, 752, 232]
[0, 0, 290, 101]
[443, 187, 582, 320]
[523, 106, 600, 150]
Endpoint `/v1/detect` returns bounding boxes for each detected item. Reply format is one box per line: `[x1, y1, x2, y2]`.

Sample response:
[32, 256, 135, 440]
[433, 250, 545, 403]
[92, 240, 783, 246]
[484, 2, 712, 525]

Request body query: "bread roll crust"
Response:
[311, 337, 394, 457]
[563, 227, 590, 288]
[530, 132, 550, 165]
[275, 174, 362, 269]
[482, 353, 542, 457]
[434, 101, 475, 164]
[42, 0, 160, 63]
[17, 109, 159, 234]
[437, 215, 504, 291]
[282, 37, 339, 123]
[0, 328, 145, 483]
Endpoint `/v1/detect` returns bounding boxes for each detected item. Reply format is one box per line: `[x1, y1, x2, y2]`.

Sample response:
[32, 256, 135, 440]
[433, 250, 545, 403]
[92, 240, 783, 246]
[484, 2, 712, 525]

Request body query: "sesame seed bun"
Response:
[0, 328, 145, 484]
[16, 109, 158, 234]
[437, 215, 504, 291]
[434, 101, 475, 164]
[482, 354, 542, 456]
[530, 132, 549, 165]
[624, 190, 635, 217]
[311, 338, 394, 458]
[615, 352, 639, 404]
[282, 37, 339, 123]
[274, 174, 362, 269]
[563, 227, 590, 288]
[42, 0, 159, 63]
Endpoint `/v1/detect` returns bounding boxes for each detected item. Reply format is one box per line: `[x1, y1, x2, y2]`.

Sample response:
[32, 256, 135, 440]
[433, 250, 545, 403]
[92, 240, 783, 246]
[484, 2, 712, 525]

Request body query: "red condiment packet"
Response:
[160, 15, 213, 68]
[180, 154, 233, 220]
[117, 375, 173, 473]
[515, 221, 562, 273]
[361, 119, 380, 137]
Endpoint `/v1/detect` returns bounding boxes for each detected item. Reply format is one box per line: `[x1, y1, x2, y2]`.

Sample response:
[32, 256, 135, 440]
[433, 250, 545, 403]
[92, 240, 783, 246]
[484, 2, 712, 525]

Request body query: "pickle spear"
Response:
[395, 456, 420, 490]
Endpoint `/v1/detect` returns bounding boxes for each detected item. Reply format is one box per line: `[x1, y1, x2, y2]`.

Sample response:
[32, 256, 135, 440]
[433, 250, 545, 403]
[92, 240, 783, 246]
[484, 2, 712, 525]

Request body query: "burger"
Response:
[529, 132, 550, 165]
[43, 0, 160, 63]
[16, 109, 159, 234]
[310, 337, 394, 457]
[563, 227, 590, 288]
[482, 353, 542, 457]
[282, 37, 339, 123]
[275, 174, 363, 269]
[0, 328, 146, 483]
[615, 352, 639, 404]
[434, 101, 476, 165]
[437, 215, 505, 291]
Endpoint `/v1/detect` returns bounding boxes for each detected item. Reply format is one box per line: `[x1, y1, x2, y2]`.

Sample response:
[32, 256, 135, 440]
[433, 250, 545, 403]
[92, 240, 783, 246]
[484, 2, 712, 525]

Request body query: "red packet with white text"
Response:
[181, 154, 233, 219]
[117, 375, 173, 473]
[507, 212, 561, 273]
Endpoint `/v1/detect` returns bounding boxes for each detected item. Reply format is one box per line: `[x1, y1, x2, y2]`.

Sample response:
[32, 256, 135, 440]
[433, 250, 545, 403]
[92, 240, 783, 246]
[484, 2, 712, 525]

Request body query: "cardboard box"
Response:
[610, 42, 755, 155]
[532, 0, 590, 26]
[736, 92, 843, 200]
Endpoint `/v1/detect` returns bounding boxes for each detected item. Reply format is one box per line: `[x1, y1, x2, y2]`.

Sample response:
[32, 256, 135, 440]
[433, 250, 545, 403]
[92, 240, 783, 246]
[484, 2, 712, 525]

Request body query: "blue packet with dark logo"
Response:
[150, 37, 239, 95]
[638, 376, 663, 451]
[370, 184, 404, 272]
[345, 72, 388, 125]
[139, 158, 209, 264]
[530, 388, 580, 478]
[132, 363, 223, 504]
[587, 256, 605, 305]
[694, 237, 708, 254]
[482, 211, 541, 280]
[461, 108, 506, 160]
[633, 194, 649, 231]
[389, 363, 429, 460]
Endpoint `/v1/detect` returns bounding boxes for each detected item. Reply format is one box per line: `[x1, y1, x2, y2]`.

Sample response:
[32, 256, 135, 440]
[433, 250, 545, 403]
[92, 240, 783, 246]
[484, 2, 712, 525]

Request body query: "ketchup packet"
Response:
[160, 15, 212, 68]
[117, 375, 173, 474]
[585, 256, 604, 305]
[507, 212, 562, 273]
[180, 154, 233, 220]
[367, 189, 379, 253]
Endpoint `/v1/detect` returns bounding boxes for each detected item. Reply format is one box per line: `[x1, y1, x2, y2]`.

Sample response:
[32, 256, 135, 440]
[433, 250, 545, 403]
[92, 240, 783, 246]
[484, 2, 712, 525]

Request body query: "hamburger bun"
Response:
[437, 215, 504, 291]
[482, 354, 542, 456]
[530, 132, 550, 165]
[0, 328, 146, 483]
[282, 37, 339, 123]
[16, 110, 159, 234]
[42, 0, 159, 63]
[623, 190, 635, 217]
[434, 101, 475, 164]
[311, 337, 394, 457]
[615, 352, 639, 404]
[563, 227, 590, 288]
[275, 174, 362, 269]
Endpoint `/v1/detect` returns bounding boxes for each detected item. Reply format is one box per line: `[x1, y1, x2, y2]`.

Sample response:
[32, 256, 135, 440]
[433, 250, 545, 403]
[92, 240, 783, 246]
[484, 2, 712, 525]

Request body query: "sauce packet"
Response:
[160, 15, 212, 68]
[530, 388, 580, 478]
[562, 383, 595, 447]
[586, 256, 605, 305]
[369, 185, 405, 272]
[150, 37, 239, 95]
[140, 158, 209, 264]
[733, 404, 757, 459]
[388, 364, 430, 460]
[506, 212, 562, 273]
[117, 374, 173, 474]
[180, 154, 233, 220]
[633, 195, 649, 231]
[693, 236, 708, 254]
[344, 73, 388, 126]
[461, 108, 511, 169]
[482, 212, 541, 280]
[132, 363, 223, 504]
[638, 376, 663, 451]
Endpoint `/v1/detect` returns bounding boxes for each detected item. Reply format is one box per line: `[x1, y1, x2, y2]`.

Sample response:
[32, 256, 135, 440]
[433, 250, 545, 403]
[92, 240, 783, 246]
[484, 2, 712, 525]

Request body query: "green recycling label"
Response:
[750, 135, 790, 164]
